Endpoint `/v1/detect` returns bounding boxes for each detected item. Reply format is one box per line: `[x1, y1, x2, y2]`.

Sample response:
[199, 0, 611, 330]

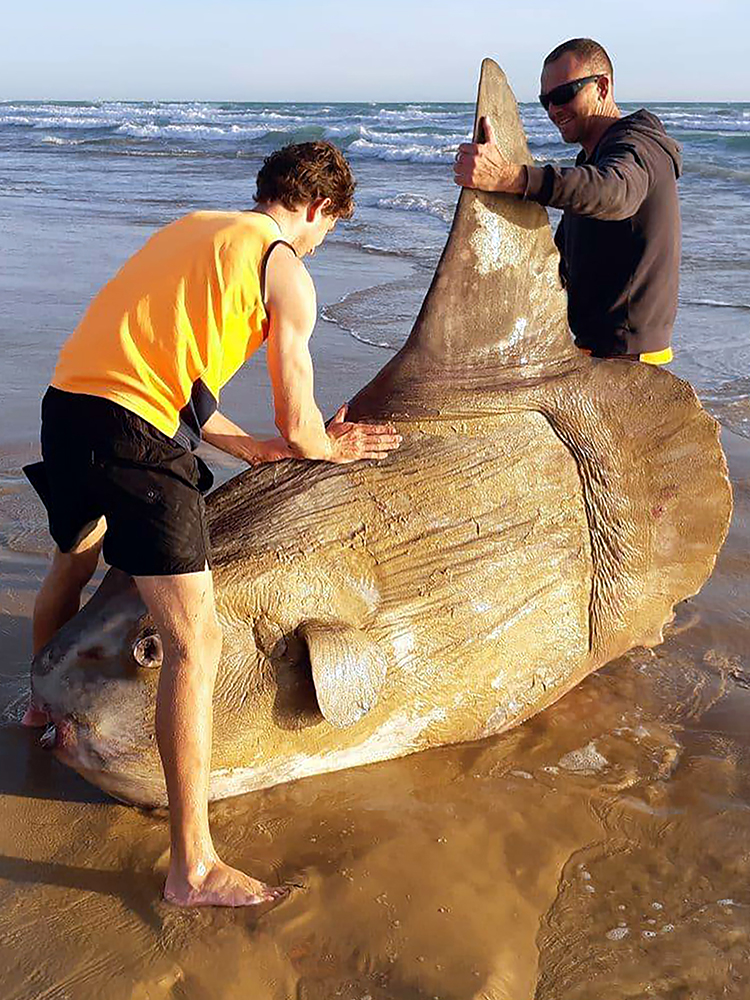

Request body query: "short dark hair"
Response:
[255, 141, 355, 220]
[543, 38, 614, 81]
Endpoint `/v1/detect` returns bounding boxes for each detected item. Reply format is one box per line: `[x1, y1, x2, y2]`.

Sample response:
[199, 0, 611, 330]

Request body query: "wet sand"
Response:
[0, 425, 747, 999]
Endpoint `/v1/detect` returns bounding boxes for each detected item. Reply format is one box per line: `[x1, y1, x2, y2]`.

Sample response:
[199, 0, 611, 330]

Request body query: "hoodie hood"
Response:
[599, 109, 683, 179]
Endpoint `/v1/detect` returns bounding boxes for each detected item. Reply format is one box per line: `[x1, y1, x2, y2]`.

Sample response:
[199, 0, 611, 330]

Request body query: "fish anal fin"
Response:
[297, 619, 388, 728]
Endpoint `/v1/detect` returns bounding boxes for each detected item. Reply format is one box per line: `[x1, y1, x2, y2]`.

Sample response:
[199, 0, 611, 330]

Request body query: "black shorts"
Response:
[24, 387, 214, 577]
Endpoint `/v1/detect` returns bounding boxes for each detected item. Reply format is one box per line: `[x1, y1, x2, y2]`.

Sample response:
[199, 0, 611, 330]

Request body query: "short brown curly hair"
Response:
[255, 141, 355, 220]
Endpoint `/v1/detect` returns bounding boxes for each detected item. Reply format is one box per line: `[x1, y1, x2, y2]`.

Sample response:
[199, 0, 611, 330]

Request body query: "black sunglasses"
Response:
[539, 75, 602, 111]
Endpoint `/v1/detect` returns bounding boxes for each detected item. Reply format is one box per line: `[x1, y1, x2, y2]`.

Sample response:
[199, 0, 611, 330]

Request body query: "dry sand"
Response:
[0, 430, 748, 1000]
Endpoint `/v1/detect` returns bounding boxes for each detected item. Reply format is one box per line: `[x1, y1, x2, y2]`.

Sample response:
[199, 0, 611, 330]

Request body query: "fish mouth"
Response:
[40, 714, 78, 755]
[41, 714, 162, 806]
[40, 710, 133, 779]
[39, 721, 57, 749]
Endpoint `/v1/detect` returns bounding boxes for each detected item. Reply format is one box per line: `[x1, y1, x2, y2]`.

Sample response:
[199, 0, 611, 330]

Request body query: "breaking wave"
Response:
[348, 140, 456, 163]
[373, 193, 454, 224]
[682, 297, 750, 311]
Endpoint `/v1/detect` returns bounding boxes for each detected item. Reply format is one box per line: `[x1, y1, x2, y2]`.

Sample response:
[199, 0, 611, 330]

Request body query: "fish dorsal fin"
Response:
[298, 619, 388, 728]
[349, 58, 578, 417]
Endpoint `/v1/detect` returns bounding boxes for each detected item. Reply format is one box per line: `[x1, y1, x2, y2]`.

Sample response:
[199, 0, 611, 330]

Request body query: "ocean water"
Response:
[1, 98, 748, 444]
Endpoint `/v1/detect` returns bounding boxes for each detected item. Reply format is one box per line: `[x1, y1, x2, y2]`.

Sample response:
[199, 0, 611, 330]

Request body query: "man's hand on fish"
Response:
[201, 407, 399, 467]
[454, 117, 526, 194]
[325, 404, 402, 463]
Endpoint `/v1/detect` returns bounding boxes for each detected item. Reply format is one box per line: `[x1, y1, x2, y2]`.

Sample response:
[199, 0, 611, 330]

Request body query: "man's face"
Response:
[540, 53, 606, 146]
[299, 204, 337, 257]
[312, 212, 337, 253]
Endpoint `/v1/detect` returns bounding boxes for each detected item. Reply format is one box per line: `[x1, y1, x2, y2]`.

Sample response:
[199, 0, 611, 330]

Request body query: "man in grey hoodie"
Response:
[454, 38, 683, 363]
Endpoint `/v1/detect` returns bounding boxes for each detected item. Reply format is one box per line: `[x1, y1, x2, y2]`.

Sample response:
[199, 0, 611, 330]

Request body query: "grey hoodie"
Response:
[524, 110, 683, 356]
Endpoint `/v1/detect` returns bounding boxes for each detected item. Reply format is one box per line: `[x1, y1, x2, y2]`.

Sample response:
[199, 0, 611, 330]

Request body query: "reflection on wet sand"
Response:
[0, 431, 748, 999]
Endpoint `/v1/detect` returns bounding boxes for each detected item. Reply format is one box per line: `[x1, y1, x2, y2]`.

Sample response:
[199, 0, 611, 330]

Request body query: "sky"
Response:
[1, 0, 748, 103]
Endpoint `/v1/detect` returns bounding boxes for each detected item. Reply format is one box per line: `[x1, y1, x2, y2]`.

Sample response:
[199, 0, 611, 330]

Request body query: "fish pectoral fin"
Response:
[297, 620, 387, 728]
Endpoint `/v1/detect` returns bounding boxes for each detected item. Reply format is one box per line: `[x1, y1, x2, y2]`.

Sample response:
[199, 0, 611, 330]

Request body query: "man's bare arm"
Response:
[454, 117, 649, 222]
[264, 248, 331, 459]
[201, 410, 292, 465]
[264, 245, 401, 464]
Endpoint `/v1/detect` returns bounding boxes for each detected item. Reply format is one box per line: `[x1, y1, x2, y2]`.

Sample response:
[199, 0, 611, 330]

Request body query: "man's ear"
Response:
[307, 197, 331, 223]
[597, 74, 610, 102]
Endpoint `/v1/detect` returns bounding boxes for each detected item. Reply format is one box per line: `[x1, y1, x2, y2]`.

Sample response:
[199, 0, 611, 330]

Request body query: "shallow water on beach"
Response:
[1, 96, 749, 998]
[1, 98, 749, 443]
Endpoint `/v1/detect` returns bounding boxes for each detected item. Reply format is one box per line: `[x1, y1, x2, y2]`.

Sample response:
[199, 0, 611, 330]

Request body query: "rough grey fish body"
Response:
[32, 60, 732, 806]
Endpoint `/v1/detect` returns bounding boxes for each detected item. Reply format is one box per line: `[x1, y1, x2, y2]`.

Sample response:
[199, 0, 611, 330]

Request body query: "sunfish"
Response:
[31, 60, 732, 806]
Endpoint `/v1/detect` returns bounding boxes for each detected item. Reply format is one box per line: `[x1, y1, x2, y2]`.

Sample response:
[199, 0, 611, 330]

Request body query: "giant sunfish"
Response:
[31, 60, 732, 806]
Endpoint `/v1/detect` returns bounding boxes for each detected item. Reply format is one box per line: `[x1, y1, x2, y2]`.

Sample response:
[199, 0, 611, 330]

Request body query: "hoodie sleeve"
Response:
[524, 137, 651, 222]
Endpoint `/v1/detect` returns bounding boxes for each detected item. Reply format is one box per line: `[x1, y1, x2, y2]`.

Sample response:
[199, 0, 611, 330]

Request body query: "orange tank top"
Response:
[52, 211, 293, 447]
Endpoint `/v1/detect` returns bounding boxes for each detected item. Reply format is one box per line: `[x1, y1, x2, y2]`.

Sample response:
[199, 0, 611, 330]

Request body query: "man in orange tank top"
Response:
[23, 142, 402, 907]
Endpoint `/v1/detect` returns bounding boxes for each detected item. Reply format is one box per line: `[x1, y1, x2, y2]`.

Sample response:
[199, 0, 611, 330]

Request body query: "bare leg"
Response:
[135, 570, 287, 908]
[23, 518, 106, 726]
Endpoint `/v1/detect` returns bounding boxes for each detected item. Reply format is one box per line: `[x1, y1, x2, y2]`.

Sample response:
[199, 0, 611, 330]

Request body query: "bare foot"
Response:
[163, 860, 289, 908]
[22, 703, 50, 728]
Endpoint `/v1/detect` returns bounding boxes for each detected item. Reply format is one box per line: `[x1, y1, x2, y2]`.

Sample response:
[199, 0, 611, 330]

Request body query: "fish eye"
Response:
[133, 633, 164, 669]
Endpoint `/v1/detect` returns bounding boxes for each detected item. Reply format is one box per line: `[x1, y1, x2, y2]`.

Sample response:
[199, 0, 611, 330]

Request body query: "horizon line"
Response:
[2, 96, 748, 106]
